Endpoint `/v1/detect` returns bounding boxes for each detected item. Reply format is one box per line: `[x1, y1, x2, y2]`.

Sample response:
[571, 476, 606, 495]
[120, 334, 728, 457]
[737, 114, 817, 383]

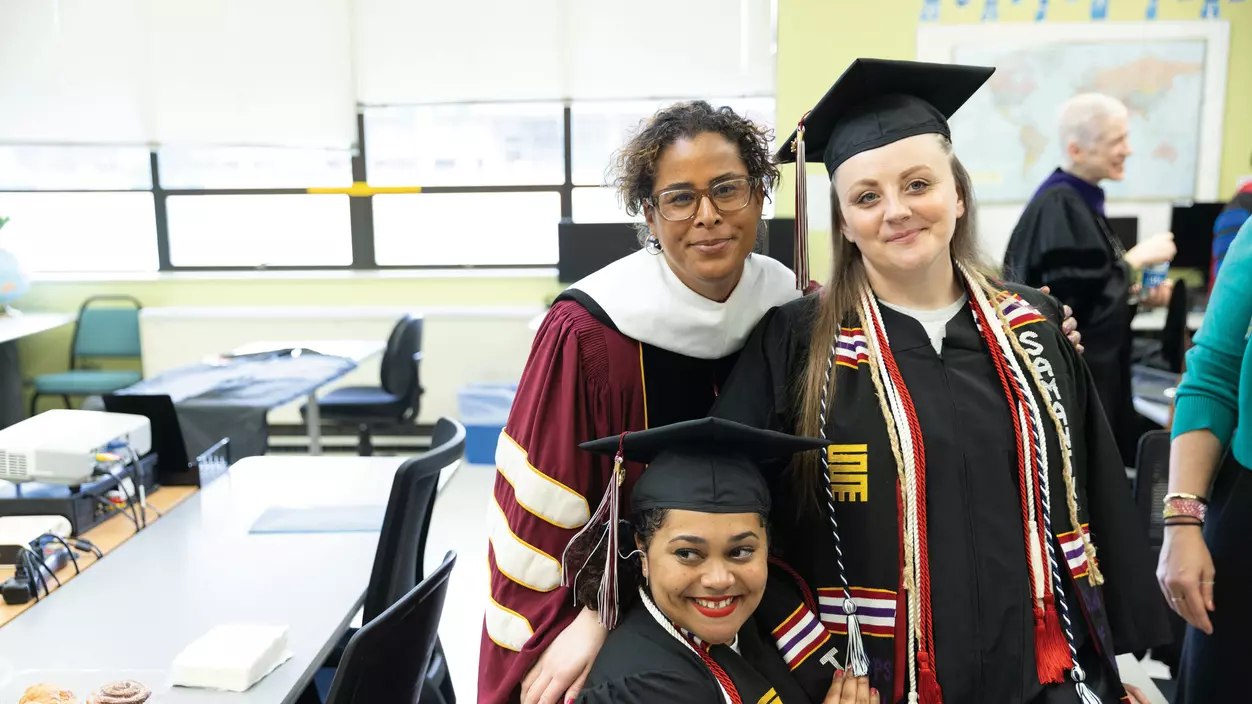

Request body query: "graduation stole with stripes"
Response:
[814, 269, 1106, 704]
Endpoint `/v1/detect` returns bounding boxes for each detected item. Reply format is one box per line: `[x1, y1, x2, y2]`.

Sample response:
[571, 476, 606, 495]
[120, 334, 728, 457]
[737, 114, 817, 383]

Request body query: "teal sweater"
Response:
[1173, 217, 1252, 467]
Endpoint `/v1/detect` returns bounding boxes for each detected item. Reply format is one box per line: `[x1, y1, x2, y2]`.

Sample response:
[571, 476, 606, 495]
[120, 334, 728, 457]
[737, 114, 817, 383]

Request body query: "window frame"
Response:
[0, 99, 777, 272]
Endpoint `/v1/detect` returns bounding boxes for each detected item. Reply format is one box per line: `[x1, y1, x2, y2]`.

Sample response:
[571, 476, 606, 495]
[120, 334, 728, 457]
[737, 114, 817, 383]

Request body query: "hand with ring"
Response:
[1156, 524, 1216, 634]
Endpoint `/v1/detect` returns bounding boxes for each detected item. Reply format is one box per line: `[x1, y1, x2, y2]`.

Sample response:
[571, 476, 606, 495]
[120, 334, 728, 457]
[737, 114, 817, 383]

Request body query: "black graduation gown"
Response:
[711, 284, 1170, 704]
[1003, 185, 1137, 465]
[577, 599, 814, 704]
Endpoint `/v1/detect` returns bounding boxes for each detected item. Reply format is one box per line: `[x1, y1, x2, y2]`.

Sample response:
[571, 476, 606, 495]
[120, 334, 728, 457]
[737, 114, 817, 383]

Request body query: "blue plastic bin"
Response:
[458, 382, 518, 465]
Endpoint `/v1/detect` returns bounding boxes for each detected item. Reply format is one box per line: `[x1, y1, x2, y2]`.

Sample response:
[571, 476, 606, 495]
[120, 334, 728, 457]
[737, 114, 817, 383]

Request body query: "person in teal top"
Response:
[1156, 216, 1252, 704]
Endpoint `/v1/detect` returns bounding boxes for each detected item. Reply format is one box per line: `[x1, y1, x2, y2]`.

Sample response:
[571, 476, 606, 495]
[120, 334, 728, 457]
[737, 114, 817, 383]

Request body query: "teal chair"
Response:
[30, 296, 143, 415]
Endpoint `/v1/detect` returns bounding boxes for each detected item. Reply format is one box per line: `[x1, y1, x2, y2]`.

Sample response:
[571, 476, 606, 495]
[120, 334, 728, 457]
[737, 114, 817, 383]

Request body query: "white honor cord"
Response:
[639, 588, 733, 704]
[859, 291, 920, 700]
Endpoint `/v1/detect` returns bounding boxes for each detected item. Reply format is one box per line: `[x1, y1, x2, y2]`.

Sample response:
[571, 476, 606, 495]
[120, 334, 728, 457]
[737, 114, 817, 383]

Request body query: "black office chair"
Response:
[317, 418, 466, 704]
[1160, 278, 1190, 374]
[305, 315, 424, 456]
[1134, 429, 1185, 675]
[322, 551, 457, 704]
[1134, 429, 1171, 551]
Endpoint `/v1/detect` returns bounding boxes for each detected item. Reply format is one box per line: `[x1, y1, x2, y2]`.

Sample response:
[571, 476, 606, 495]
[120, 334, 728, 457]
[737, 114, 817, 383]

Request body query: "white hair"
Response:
[1057, 93, 1129, 163]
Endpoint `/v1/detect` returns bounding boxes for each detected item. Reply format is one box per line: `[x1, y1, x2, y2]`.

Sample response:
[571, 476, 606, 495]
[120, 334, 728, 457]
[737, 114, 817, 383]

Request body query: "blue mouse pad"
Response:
[249, 505, 387, 534]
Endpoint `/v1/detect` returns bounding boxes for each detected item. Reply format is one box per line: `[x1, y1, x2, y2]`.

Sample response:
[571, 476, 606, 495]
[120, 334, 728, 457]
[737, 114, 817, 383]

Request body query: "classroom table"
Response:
[0, 313, 75, 429]
[1133, 364, 1181, 428]
[0, 455, 408, 704]
[104, 340, 386, 458]
[224, 340, 388, 454]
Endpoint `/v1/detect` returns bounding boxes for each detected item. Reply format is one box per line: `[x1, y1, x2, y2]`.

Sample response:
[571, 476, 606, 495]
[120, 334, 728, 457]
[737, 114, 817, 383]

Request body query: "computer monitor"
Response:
[1170, 202, 1223, 288]
[101, 393, 197, 485]
[556, 219, 797, 283]
[557, 223, 639, 283]
[1106, 216, 1138, 253]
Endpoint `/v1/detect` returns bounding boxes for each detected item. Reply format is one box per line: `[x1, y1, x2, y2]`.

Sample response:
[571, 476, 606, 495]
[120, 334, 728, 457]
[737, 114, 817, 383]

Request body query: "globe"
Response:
[0, 248, 30, 310]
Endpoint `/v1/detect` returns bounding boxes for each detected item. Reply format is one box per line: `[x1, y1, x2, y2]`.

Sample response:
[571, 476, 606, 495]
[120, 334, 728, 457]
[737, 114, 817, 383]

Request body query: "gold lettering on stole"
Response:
[827, 444, 868, 502]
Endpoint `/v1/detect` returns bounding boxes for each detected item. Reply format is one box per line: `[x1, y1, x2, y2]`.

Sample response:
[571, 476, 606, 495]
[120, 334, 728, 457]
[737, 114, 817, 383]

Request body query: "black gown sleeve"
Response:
[575, 670, 720, 704]
[1005, 188, 1128, 326]
[711, 297, 813, 433]
[1059, 326, 1173, 653]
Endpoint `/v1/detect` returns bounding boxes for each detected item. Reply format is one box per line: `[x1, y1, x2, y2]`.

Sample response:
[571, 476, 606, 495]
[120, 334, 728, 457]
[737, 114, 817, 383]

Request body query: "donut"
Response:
[18, 684, 78, 704]
[86, 681, 150, 704]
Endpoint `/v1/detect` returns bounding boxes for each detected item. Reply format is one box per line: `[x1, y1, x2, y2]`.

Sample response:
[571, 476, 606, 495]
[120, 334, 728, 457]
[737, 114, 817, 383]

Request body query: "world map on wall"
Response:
[949, 40, 1206, 202]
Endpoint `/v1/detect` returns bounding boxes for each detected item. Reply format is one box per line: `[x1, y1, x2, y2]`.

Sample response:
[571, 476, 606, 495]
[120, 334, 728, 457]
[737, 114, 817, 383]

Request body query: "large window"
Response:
[0, 192, 158, 273]
[0, 97, 775, 272]
[0, 0, 776, 273]
[374, 192, 561, 266]
[365, 104, 565, 187]
[166, 195, 352, 267]
[0, 144, 158, 273]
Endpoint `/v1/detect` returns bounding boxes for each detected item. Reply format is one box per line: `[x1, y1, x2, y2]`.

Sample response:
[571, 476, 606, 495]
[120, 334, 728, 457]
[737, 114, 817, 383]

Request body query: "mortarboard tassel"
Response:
[596, 454, 623, 629]
[560, 435, 629, 629]
[1073, 666, 1102, 704]
[813, 299, 870, 679]
[842, 597, 871, 677]
[792, 116, 811, 293]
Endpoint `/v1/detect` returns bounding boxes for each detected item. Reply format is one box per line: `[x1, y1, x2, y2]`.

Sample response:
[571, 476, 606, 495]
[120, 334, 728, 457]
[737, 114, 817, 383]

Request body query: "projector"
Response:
[0, 410, 153, 486]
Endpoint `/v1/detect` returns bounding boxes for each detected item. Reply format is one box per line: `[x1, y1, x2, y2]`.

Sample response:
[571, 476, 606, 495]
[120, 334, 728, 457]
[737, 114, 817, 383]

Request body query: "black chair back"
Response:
[1134, 429, 1172, 552]
[324, 551, 457, 704]
[380, 316, 423, 407]
[1161, 279, 1190, 373]
[363, 417, 466, 622]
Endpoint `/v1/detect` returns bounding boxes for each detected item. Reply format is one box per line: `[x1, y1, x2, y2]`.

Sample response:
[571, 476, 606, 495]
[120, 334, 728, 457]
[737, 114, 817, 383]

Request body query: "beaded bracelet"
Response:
[1163, 496, 1207, 523]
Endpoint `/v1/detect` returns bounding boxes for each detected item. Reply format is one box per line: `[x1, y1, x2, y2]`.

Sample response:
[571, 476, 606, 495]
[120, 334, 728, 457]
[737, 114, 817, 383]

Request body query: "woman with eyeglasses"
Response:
[479, 101, 800, 704]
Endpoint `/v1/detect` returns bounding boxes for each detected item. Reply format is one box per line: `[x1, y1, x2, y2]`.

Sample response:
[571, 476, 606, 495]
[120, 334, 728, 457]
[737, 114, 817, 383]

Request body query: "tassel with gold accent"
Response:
[560, 436, 628, 629]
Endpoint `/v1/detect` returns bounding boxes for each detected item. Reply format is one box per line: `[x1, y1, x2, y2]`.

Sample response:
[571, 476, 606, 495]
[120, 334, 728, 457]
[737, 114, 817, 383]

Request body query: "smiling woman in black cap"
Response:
[712, 59, 1169, 704]
[566, 417, 877, 704]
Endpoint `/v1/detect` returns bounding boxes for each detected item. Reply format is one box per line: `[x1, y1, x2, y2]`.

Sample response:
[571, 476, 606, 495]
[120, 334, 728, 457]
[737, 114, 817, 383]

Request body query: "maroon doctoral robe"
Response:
[478, 250, 798, 704]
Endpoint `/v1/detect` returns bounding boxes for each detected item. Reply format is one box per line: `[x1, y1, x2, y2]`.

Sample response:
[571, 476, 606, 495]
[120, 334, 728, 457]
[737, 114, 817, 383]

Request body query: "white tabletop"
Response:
[226, 340, 387, 365]
[0, 313, 75, 344]
[0, 455, 408, 703]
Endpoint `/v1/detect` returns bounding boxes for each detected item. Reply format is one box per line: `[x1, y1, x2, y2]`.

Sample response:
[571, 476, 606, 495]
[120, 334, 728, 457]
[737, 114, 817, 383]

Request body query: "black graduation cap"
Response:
[579, 417, 830, 514]
[777, 58, 993, 290]
[777, 58, 995, 177]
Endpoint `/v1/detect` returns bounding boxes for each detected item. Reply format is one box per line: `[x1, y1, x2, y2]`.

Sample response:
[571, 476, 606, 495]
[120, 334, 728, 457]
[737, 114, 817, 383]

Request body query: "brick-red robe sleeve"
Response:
[478, 300, 642, 704]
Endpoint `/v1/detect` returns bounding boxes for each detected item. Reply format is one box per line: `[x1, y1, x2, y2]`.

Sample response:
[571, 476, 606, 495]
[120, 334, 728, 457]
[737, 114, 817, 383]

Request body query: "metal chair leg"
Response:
[29, 393, 39, 418]
[61, 395, 72, 410]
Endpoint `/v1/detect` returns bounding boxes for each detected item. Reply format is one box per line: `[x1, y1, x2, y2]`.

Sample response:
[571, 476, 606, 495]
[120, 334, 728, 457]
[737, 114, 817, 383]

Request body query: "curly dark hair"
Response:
[567, 508, 770, 611]
[611, 101, 779, 228]
[567, 509, 667, 610]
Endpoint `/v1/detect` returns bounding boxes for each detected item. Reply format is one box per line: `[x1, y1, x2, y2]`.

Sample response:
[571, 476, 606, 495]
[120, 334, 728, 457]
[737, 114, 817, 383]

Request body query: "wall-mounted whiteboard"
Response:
[917, 21, 1229, 203]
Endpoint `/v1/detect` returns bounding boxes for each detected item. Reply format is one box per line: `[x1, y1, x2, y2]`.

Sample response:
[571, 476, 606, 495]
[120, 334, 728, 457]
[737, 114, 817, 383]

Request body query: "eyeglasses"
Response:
[648, 177, 757, 222]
